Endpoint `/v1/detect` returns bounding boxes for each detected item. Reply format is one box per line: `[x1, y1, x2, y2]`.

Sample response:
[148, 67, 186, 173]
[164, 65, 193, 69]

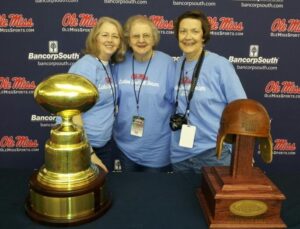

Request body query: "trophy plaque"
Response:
[197, 99, 286, 228]
[25, 73, 111, 225]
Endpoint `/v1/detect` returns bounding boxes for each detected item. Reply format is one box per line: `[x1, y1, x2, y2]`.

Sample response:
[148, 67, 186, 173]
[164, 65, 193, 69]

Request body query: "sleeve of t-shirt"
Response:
[165, 58, 176, 104]
[219, 58, 247, 102]
[68, 58, 98, 85]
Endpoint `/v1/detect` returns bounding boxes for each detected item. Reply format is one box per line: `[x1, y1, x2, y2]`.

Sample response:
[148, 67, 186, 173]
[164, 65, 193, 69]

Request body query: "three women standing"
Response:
[69, 11, 246, 174]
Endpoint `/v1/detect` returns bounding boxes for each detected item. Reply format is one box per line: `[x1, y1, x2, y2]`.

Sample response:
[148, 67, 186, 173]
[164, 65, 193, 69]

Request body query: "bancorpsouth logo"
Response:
[28, 41, 80, 67]
[208, 16, 244, 36]
[0, 136, 39, 152]
[31, 114, 57, 128]
[264, 81, 300, 99]
[49, 41, 58, 53]
[249, 45, 259, 57]
[61, 13, 97, 32]
[172, 0, 216, 7]
[148, 15, 174, 35]
[0, 76, 36, 95]
[229, 45, 279, 71]
[238, 0, 284, 9]
[270, 18, 300, 38]
[0, 13, 35, 33]
[273, 139, 296, 156]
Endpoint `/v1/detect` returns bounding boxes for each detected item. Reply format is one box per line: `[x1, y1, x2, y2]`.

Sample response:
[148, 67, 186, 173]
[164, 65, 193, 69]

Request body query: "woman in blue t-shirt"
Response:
[170, 10, 247, 173]
[114, 15, 175, 172]
[68, 17, 126, 172]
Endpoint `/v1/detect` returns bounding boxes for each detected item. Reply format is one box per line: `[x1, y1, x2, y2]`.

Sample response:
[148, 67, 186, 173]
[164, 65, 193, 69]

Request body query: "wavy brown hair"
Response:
[84, 16, 126, 63]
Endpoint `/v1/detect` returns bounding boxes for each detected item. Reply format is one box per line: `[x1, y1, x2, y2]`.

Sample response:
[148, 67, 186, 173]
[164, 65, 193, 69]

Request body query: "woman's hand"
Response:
[91, 153, 108, 173]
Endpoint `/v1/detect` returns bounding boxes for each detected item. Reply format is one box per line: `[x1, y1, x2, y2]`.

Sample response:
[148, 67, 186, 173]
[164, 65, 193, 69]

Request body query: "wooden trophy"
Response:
[197, 99, 286, 229]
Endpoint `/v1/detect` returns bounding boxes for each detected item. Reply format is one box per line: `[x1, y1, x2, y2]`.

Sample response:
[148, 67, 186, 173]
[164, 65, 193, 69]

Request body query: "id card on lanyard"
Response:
[179, 124, 196, 148]
[174, 50, 205, 148]
[130, 53, 153, 138]
[130, 115, 145, 137]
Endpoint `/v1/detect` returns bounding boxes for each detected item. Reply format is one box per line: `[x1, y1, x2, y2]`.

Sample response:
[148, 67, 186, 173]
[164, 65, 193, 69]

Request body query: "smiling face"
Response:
[96, 21, 121, 61]
[129, 21, 154, 61]
[178, 18, 204, 61]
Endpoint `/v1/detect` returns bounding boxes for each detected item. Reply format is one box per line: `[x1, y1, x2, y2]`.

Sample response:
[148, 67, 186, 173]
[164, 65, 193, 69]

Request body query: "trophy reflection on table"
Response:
[25, 73, 111, 225]
[198, 99, 286, 229]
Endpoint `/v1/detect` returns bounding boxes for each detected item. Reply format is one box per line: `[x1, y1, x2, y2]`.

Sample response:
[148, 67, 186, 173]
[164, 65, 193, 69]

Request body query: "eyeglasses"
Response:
[130, 33, 152, 41]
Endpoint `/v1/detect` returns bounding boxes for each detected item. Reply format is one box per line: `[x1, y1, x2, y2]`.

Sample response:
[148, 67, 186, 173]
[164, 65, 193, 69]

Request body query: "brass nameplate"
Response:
[229, 200, 268, 217]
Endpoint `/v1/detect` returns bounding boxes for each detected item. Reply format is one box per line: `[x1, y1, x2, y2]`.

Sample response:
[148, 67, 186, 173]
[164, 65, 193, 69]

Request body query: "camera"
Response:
[169, 113, 187, 131]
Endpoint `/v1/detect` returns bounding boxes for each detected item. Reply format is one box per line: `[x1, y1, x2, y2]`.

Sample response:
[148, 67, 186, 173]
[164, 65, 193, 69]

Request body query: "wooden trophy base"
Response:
[197, 166, 286, 229]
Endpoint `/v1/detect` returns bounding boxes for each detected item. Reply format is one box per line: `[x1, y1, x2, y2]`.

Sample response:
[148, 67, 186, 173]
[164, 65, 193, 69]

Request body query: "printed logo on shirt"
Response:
[132, 74, 148, 81]
[176, 76, 206, 97]
[119, 74, 159, 88]
[98, 77, 115, 91]
[181, 76, 192, 84]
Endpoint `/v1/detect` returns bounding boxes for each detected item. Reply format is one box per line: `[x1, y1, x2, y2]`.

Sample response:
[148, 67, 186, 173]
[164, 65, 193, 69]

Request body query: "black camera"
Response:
[169, 113, 187, 131]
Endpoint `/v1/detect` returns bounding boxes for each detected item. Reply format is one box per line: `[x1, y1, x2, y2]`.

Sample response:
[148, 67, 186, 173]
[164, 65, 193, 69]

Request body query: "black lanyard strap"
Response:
[132, 53, 153, 114]
[97, 58, 117, 115]
[175, 49, 205, 116]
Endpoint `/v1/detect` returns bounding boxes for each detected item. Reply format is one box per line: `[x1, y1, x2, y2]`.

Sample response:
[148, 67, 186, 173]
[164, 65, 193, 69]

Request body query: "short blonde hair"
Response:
[123, 15, 160, 50]
[84, 17, 126, 63]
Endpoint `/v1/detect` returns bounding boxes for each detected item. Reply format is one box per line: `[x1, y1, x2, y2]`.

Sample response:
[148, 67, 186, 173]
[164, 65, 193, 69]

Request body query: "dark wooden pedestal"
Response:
[197, 136, 286, 229]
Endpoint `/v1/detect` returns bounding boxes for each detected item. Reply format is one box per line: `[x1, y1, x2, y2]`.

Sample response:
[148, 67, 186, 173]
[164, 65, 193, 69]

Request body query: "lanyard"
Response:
[97, 58, 118, 115]
[132, 53, 153, 114]
[174, 49, 205, 118]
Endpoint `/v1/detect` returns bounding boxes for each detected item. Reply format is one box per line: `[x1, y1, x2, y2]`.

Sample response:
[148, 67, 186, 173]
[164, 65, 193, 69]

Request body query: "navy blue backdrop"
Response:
[1, 0, 299, 174]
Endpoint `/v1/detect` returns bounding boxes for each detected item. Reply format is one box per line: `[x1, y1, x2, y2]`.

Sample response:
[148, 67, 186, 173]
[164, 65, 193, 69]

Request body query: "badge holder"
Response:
[130, 115, 144, 137]
[179, 124, 196, 148]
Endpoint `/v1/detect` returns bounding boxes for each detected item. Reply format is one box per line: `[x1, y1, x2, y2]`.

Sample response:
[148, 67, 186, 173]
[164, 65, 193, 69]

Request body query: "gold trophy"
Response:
[25, 73, 111, 225]
[197, 99, 286, 228]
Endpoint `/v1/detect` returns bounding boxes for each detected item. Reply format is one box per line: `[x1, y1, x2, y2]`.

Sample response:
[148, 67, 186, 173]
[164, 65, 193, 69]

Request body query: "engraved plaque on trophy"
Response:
[25, 73, 111, 225]
[197, 99, 286, 228]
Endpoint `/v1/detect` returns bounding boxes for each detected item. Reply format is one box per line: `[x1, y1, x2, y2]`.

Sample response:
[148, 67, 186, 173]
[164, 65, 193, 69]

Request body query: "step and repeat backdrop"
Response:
[0, 0, 299, 173]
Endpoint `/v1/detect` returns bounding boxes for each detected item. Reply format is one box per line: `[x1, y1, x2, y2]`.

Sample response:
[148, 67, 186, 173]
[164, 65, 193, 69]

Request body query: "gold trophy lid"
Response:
[34, 73, 99, 117]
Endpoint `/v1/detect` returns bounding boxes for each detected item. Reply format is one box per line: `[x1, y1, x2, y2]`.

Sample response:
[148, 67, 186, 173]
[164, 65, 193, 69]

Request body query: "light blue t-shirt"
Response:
[170, 51, 247, 163]
[113, 51, 175, 167]
[68, 54, 117, 148]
